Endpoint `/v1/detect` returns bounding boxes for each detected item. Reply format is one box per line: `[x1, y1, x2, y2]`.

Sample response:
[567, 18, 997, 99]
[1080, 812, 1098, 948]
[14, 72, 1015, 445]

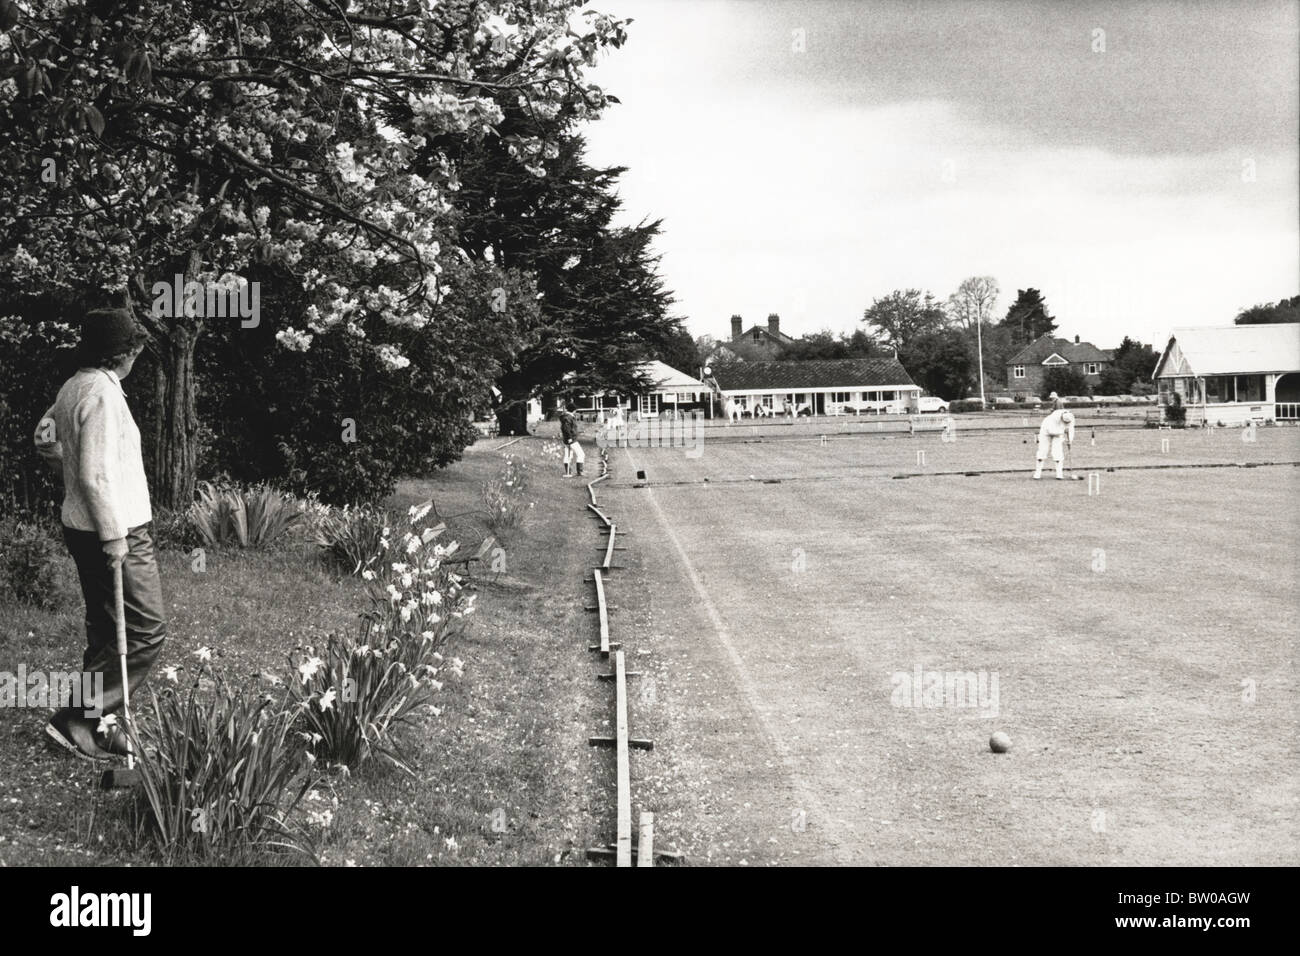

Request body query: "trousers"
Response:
[563, 439, 585, 464]
[54, 524, 167, 725]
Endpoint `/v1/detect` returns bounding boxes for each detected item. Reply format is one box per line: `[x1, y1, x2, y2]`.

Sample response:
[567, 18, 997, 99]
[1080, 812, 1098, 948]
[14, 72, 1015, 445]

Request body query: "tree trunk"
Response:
[151, 321, 201, 511]
[494, 399, 529, 437]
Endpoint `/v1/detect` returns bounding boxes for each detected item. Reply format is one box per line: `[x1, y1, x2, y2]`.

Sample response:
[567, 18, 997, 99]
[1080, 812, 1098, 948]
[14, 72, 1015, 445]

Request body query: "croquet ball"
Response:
[990, 731, 1011, 753]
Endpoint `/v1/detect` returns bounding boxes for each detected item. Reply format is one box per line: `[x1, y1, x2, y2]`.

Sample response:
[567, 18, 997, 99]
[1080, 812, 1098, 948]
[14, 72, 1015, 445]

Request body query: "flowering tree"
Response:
[0, 0, 628, 507]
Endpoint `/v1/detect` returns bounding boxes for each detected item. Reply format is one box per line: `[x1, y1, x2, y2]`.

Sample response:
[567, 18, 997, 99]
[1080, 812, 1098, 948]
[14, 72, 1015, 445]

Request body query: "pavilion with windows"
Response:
[576, 360, 710, 420]
[1152, 323, 1300, 425]
[711, 357, 921, 416]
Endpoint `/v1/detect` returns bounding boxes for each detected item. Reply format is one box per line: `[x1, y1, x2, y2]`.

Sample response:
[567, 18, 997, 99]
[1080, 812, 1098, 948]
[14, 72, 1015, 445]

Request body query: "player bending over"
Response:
[1034, 409, 1075, 480]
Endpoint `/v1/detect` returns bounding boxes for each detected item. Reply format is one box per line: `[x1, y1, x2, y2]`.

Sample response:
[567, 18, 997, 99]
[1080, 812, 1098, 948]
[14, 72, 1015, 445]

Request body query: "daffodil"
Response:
[298, 656, 324, 683]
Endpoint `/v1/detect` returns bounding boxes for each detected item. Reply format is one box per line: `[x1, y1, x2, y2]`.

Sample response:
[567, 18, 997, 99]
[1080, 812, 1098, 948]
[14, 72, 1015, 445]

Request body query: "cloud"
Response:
[585, 0, 1299, 345]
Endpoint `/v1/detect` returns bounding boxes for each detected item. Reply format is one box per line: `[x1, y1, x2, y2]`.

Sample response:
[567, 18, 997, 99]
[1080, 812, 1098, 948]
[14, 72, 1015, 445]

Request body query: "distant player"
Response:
[558, 402, 584, 478]
[1034, 409, 1075, 480]
[604, 406, 625, 448]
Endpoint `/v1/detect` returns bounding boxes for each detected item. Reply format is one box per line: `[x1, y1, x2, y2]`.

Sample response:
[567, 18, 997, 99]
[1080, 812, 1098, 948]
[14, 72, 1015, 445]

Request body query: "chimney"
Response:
[767, 313, 780, 337]
[1074, 334, 1080, 344]
[730, 314, 742, 339]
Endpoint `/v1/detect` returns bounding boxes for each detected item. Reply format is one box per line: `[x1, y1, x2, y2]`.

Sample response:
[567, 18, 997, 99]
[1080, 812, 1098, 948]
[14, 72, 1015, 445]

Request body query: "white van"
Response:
[918, 396, 950, 413]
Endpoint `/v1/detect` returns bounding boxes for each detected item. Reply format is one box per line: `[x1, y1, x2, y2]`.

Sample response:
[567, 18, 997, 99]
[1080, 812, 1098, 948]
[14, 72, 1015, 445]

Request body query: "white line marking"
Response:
[621, 446, 848, 861]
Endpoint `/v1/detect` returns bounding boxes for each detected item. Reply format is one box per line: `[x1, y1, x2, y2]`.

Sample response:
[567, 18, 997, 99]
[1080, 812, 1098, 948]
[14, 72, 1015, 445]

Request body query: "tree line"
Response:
[688, 279, 1294, 402]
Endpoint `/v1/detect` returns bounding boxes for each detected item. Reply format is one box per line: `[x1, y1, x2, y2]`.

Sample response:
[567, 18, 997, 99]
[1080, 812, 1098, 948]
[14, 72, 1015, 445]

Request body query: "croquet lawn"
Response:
[593, 424, 1299, 865]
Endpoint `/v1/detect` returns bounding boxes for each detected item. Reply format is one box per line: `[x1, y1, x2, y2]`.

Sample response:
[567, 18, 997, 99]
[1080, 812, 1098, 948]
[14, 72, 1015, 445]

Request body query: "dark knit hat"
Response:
[80, 308, 146, 359]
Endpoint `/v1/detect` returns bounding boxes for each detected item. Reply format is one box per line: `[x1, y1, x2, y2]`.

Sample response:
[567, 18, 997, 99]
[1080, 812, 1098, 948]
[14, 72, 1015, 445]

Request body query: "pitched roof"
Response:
[1008, 334, 1112, 365]
[733, 324, 795, 345]
[638, 360, 707, 390]
[712, 357, 916, 391]
[1154, 324, 1300, 377]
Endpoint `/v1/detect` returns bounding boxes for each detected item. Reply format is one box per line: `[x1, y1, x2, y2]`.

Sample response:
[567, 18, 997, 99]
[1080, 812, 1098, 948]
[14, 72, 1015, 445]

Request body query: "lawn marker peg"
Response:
[1160, 437, 1170, 453]
[916, 449, 926, 467]
[820, 434, 827, 446]
[1090, 428, 1096, 447]
[1087, 472, 1101, 496]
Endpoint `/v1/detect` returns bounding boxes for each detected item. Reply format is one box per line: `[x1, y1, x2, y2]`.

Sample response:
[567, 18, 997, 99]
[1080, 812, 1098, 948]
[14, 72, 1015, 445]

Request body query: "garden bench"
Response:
[444, 534, 498, 573]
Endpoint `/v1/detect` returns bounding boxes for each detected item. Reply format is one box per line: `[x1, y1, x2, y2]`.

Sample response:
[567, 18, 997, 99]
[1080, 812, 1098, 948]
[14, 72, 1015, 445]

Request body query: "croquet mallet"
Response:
[100, 555, 141, 790]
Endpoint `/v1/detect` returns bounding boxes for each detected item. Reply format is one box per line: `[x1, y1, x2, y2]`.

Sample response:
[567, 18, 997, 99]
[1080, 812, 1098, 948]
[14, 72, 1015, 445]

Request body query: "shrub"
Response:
[1042, 365, 1088, 399]
[291, 491, 334, 544]
[0, 516, 64, 608]
[150, 507, 202, 552]
[126, 666, 317, 863]
[314, 504, 393, 576]
[481, 455, 531, 532]
[1166, 394, 1187, 426]
[189, 480, 304, 550]
[948, 398, 985, 413]
[0, 312, 78, 518]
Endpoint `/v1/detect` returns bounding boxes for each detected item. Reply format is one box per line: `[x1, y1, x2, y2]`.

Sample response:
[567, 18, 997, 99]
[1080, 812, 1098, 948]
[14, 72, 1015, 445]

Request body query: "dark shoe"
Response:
[45, 712, 111, 762]
[96, 722, 132, 757]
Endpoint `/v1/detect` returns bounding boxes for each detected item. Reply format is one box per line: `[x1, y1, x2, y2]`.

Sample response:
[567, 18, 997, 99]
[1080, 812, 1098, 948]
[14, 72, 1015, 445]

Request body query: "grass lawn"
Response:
[596, 425, 1299, 865]
[0, 429, 611, 866]
[6, 420, 1294, 866]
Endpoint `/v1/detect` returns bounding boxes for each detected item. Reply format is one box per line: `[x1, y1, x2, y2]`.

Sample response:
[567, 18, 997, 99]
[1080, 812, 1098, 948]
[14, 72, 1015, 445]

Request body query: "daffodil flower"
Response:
[298, 656, 324, 683]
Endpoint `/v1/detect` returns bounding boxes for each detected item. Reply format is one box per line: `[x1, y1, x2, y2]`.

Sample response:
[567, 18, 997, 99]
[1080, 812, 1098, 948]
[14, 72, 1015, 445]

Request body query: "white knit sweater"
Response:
[35, 368, 153, 541]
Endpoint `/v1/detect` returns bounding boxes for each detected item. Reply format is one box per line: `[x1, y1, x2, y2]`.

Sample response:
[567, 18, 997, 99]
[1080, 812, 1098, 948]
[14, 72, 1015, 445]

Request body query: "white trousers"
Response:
[1036, 433, 1064, 462]
[563, 440, 585, 464]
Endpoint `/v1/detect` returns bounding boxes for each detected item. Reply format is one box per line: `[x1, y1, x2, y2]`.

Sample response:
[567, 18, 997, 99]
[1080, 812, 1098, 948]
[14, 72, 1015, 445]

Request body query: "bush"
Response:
[127, 666, 317, 863]
[949, 398, 985, 413]
[314, 504, 393, 576]
[1166, 394, 1187, 426]
[1042, 365, 1088, 398]
[0, 516, 64, 608]
[0, 311, 79, 518]
[149, 507, 202, 553]
[189, 480, 304, 550]
[481, 455, 531, 533]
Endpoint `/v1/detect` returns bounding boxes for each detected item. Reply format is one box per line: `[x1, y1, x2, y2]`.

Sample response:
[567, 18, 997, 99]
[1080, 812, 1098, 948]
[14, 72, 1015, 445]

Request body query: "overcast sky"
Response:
[583, 0, 1299, 349]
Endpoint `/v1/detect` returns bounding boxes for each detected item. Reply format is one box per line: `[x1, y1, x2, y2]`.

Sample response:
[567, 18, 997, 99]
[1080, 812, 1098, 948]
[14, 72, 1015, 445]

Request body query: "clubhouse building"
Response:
[576, 360, 711, 419]
[1152, 323, 1300, 425]
[711, 357, 921, 416]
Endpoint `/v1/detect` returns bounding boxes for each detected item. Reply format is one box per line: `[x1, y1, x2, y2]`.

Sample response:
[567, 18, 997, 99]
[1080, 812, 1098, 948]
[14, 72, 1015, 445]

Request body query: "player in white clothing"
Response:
[1034, 409, 1075, 480]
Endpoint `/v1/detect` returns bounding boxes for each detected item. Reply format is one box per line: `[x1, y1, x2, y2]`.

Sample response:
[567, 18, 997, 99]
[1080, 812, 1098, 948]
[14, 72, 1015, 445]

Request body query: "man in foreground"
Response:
[34, 308, 168, 760]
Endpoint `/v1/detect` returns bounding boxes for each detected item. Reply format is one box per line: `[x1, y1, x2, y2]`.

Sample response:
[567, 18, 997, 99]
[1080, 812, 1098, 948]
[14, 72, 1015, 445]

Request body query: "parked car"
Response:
[918, 396, 950, 413]
[993, 396, 1015, 406]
